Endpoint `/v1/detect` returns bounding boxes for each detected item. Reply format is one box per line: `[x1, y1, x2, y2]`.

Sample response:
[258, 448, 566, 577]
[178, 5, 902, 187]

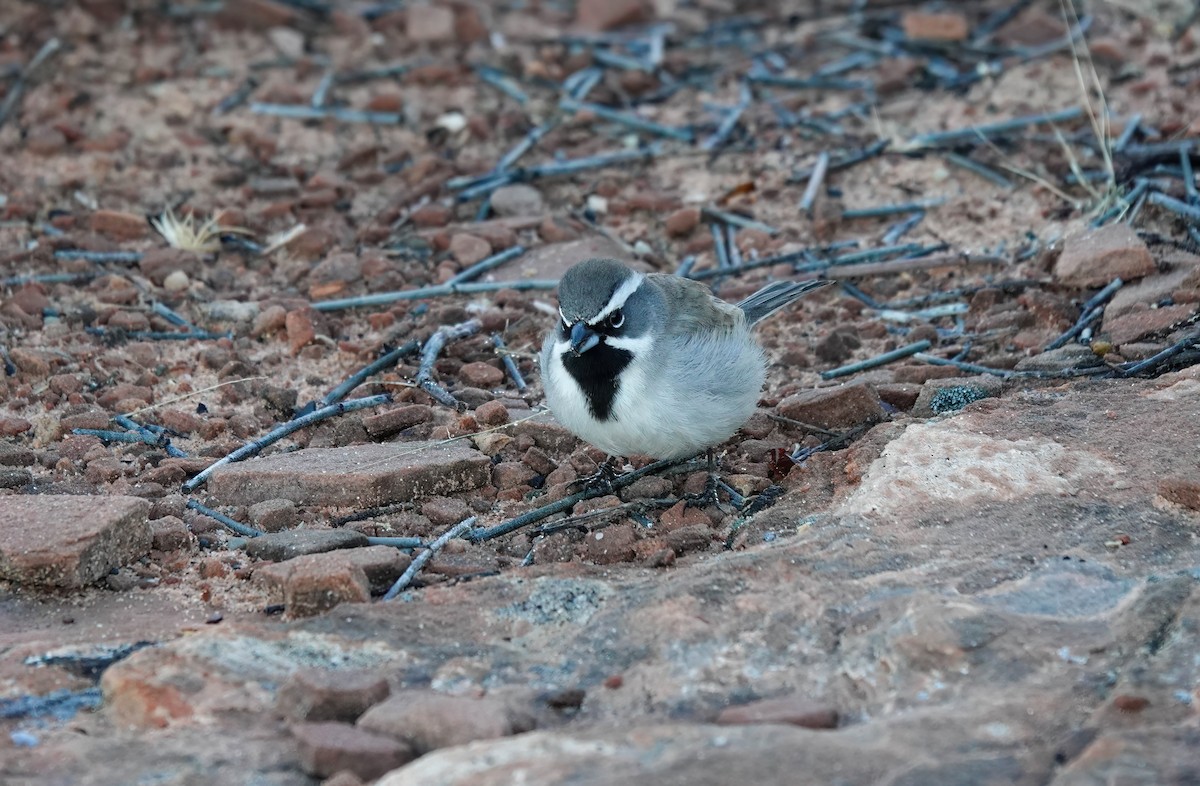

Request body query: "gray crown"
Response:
[557, 258, 635, 323]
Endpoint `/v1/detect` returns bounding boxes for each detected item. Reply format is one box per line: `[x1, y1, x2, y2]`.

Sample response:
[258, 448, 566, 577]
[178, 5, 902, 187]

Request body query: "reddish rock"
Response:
[0, 417, 33, 437]
[255, 545, 409, 603]
[90, 209, 148, 241]
[716, 696, 839, 729]
[459, 361, 504, 388]
[208, 442, 492, 506]
[357, 690, 528, 754]
[664, 207, 701, 237]
[245, 530, 369, 562]
[912, 376, 1005, 417]
[902, 10, 969, 41]
[248, 498, 298, 533]
[421, 496, 472, 528]
[489, 184, 544, 217]
[107, 310, 151, 332]
[474, 400, 509, 426]
[214, 0, 297, 29]
[139, 248, 200, 286]
[576, 0, 652, 31]
[0, 495, 151, 587]
[449, 233, 491, 266]
[583, 522, 637, 564]
[277, 668, 391, 722]
[292, 722, 414, 780]
[658, 500, 710, 533]
[1053, 224, 1155, 288]
[405, 3, 456, 44]
[252, 304, 288, 338]
[149, 516, 191, 551]
[454, 4, 488, 43]
[9, 348, 51, 378]
[1102, 304, 1197, 346]
[410, 204, 452, 228]
[363, 405, 434, 438]
[25, 125, 69, 156]
[1158, 477, 1200, 510]
[286, 309, 317, 355]
[777, 384, 887, 429]
[493, 461, 537, 489]
[874, 383, 922, 411]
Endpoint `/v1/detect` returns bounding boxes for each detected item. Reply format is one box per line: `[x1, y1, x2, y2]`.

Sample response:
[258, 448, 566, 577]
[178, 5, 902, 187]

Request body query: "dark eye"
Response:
[607, 309, 624, 329]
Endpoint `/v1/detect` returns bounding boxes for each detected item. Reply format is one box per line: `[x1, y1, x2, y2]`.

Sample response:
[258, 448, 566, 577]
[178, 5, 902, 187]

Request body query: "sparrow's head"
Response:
[556, 258, 660, 357]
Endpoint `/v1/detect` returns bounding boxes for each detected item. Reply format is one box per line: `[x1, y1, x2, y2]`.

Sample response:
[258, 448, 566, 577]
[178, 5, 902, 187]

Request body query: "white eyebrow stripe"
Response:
[590, 273, 644, 324]
[560, 307, 570, 325]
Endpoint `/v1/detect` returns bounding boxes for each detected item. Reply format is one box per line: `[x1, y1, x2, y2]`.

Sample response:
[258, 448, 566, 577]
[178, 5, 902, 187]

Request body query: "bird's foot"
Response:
[683, 471, 721, 508]
[571, 459, 621, 496]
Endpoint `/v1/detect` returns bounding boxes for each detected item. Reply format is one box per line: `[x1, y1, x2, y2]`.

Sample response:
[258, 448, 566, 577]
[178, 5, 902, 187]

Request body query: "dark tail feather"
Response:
[737, 279, 834, 325]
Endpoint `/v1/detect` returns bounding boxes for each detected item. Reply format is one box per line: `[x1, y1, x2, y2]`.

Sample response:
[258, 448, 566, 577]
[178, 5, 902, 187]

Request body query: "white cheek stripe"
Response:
[604, 334, 653, 354]
[591, 273, 644, 324]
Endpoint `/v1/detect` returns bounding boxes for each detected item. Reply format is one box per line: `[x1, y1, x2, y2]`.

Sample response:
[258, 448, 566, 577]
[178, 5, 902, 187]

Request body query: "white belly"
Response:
[541, 330, 765, 459]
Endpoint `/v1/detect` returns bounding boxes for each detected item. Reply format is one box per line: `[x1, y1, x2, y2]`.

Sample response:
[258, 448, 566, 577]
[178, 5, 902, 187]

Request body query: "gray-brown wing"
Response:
[645, 273, 744, 337]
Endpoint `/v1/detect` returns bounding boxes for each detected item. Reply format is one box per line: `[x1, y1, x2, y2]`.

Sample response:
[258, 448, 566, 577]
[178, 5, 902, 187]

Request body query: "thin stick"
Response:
[417, 320, 481, 410]
[185, 499, 264, 538]
[492, 334, 528, 391]
[0, 38, 61, 128]
[382, 519, 475, 599]
[1149, 191, 1200, 223]
[322, 340, 420, 406]
[466, 455, 695, 542]
[827, 252, 1006, 279]
[1045, 277, 1123, 351]
[445, 245, 526, 285]
[799, 151, 829, 214]
[820, 340, 932, 379]
[312, 279, 559, 312]
[701, 206, 779, 235]
[1120, 328, 1200, 375]
[906, 107, 1084, 149]
[181, 394, 392, 492]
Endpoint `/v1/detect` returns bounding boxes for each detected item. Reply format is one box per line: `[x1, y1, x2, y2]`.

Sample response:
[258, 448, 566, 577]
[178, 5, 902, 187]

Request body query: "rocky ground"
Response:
[1, 0, 1199, 784]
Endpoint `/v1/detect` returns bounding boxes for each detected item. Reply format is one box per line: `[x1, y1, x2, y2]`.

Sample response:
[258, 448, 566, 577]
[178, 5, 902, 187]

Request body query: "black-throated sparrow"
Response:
[541, 258, 831, 460]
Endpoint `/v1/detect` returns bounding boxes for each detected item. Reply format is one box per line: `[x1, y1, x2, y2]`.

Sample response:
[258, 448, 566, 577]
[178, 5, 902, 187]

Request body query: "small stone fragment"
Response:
[777, 384, 887, 429]
[474, 400, 509, 426]
[245, 530, 369, 562]
[90, 209, 148, 241]
[405, 3, 456, 44]
[1053, 224, 1155, 288]
[421, 496, 471, 528]
[248, 498, 298, 533]
[664, 207, 700, 237]
[575, 0, 652, 31]
[716, 695, 839, 730]
[912, 375, 1005, 417]
[277, 668, 392, 723]
[292, 722, 414, 781]
[449, 234, 491, 266]
[459, 362, 504, 388]
[902, 10, 969, 41]
[1158, 477, 1200, 510]
[489, 184, 544, 217]
[357, 691, 527, 754]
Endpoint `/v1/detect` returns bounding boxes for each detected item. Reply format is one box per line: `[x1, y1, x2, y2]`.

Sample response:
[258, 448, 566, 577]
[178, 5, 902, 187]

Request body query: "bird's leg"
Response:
[572, 455, 621, 495]
[684, 449, 722, 508]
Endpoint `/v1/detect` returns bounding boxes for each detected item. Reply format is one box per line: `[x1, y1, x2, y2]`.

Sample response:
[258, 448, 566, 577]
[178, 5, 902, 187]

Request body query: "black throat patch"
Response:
[560, 343, 632, 421]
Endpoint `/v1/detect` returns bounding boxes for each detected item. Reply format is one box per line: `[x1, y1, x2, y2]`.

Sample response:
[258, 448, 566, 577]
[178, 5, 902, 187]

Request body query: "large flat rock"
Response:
[45, 375, 1200, 783]
[0, 495, 151, 588]
[206, 442, 492, 506]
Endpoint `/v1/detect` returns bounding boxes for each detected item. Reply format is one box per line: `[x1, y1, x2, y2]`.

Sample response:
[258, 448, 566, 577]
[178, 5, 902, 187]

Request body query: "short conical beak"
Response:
[569, 322, 600, 356]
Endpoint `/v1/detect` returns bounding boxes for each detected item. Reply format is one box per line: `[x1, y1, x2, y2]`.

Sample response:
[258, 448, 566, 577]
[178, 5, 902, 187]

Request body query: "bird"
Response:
[540, 258, 832, 461]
